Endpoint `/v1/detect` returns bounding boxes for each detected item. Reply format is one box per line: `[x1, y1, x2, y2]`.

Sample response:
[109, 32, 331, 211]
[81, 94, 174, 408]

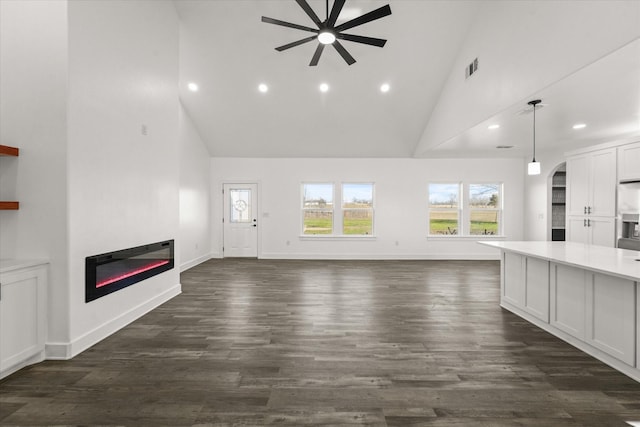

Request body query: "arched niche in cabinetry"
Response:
[548, 162, 566, 241]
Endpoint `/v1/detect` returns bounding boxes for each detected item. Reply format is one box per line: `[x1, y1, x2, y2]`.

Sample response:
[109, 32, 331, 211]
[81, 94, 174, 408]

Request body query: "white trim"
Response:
[564, 136, 640, 157]
[427, 235, 506, 241]
[180, 253, 213, 272]
[0, 351, 45, 380]
[260, 252, 500, 260]
[299, 235, 377, 241]
[45, 284, 181, 360]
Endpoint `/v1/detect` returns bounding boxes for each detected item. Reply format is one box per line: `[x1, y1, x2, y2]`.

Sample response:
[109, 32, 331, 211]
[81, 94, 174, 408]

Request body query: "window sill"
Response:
[427, 235, 506, 241]
[299, 235, 377, 241]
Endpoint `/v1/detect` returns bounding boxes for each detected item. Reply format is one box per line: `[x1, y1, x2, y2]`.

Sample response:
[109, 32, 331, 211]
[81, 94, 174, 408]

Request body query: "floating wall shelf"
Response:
[0, 145, 19, 157]
[0, 144, 19, 210]
[0, 202, 19, 210]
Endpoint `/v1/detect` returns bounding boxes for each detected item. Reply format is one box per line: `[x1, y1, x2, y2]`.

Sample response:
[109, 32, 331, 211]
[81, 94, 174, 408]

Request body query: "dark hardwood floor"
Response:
[2, 259, 640, 426]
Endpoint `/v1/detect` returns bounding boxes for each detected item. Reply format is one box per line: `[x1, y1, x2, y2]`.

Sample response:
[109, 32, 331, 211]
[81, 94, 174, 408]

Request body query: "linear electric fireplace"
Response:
[85, 240, 174, 302]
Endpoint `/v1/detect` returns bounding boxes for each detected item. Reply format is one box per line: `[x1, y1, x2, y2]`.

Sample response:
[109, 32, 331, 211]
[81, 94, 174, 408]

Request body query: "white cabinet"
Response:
[619, 141, 640, 183]
[566, 147, 616, 246]
[550, 263, 586, 339]
[567, 154, 590, 217]
[566, 148, 616, 217]
[0, 261, 47, 379]
[567, 216, 616, 247]
[502, 252, 549, 323]
[503, 252, 524, 307]
[550, 262, 635, 365]
[524, 257, 550, 322]
[586, 273, 635, 366]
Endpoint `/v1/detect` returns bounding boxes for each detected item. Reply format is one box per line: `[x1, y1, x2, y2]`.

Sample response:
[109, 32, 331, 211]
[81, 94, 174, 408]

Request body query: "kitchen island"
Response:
[480, 241, 640, 382]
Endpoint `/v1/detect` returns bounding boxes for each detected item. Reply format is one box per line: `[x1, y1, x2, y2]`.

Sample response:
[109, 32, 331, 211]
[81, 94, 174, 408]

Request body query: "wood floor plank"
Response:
[2, 259, 640, 425]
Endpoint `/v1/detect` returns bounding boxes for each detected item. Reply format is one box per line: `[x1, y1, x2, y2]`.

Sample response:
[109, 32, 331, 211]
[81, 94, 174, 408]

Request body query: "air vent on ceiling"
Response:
[465, 58, 478, 79]
[496, 145, 514, 149]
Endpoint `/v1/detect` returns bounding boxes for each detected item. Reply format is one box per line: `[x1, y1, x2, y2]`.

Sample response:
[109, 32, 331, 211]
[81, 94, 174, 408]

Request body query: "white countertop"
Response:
[479, 241, 640, 282]
[0, 259, 49, 274]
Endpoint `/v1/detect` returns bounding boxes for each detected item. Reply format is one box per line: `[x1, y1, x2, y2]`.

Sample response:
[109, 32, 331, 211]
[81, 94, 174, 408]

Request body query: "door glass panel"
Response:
[229, 189, 251, 223]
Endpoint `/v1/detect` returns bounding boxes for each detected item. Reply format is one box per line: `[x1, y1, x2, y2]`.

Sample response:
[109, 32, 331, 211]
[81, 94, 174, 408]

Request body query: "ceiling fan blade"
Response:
[261, 16, 319, 33]
[295, 0, 322, 27]
[276, 35, 318, 52]
[327, 0, 346, 27]
[332, 40, 356, 65]
[309, 44, 325, 66]
[337, 33, 387, 47]
[334, 4, 391, 32]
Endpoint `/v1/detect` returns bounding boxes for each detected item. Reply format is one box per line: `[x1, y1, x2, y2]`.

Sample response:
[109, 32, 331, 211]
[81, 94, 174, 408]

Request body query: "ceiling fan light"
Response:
[528, 161, 541, 176]
[318, 31, 336, 45]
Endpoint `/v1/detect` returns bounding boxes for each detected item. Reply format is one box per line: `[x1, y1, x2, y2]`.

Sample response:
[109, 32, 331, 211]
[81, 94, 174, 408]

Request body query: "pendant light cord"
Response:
[532, 103, 536, 162]
[326, 0, 329, 20]
[528, 99, 541, 163]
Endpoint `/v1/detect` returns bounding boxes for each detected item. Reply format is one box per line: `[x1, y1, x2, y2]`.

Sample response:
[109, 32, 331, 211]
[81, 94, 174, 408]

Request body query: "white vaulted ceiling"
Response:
[175, 0, 640, 158]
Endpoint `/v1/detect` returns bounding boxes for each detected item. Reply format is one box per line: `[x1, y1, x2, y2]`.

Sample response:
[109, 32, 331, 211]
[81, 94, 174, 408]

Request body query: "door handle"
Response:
[588, 206, 592, 214]
[584, 219, 587, 227]
[587, 219, 591, 227]
[584, 206, 587, 214]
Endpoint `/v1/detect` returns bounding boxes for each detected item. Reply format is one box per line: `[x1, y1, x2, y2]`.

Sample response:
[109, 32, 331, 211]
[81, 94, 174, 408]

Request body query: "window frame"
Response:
[428, 182, 462, 236]
[301, 182, 335, 236]
[428, 181, 504, 238]
[341, 182, 375, 236]
[300, 182, 376, 238]
[467, 182, 503, 236]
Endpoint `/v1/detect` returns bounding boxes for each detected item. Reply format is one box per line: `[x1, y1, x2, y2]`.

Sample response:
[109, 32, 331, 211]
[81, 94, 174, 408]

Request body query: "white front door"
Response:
[223, 183, 258, 257]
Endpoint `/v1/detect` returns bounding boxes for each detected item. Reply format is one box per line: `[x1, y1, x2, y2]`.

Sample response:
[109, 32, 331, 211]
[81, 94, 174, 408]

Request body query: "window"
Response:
[469, 183, 501, 235]
[302, 183, 334, 235]
[428, 183, 460, 235]
[342, 183, 374, 235]
[428, 182, 502, 236]
[301, 182, 375, 236]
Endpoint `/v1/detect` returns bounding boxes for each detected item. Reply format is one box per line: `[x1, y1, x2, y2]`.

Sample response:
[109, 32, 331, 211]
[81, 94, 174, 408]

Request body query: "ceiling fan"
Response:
[261, 0, 392, 66]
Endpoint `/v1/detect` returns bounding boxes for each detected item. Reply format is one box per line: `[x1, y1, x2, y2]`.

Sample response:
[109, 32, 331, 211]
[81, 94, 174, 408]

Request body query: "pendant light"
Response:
[527, 99, 542, 175]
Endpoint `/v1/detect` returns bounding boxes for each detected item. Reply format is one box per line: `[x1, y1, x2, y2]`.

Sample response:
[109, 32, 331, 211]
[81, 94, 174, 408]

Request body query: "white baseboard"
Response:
[45, 283, 181, 360]
[0, 351, 45, 380]
[180, 253, 213, 272]
[259, 252, 500, 260]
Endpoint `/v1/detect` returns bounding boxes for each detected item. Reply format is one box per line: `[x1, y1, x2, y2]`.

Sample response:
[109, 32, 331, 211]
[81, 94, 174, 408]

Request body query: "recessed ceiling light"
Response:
[187, 82, 199, 92]
[258, 83, 269, 93]
[573, 123, 587, 129]
[319, 83, 329, 93]
[380, 83, 390, 93]
[488, 124, 500, 130]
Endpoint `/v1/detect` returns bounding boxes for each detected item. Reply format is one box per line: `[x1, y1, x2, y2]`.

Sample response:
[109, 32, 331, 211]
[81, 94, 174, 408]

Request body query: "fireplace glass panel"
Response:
[86, 240, 174, 302]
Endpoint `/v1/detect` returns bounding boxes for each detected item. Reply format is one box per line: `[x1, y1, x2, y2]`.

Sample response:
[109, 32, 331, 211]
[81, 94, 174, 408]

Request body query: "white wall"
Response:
[0, 1, 70, 345]
[416, 0, 640, 154]
[64, 0, 181, 357]
[211, 157, 524, 259]
[179, 103, 212, 271]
